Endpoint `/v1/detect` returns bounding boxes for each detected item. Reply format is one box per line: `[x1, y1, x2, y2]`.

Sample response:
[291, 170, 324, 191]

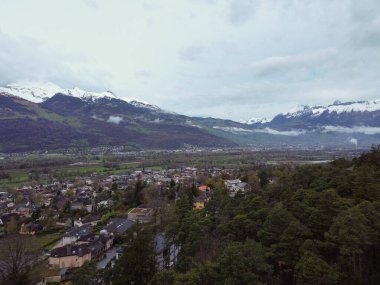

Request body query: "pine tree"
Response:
[108, 227, 156, 285]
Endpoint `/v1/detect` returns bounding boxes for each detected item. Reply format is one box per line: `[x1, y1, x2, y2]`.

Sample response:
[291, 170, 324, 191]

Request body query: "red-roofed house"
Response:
[198, 185, 210, 192]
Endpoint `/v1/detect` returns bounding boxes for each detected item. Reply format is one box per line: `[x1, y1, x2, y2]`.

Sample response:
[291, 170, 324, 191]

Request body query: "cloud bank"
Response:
[0, 0, 379, 121]
[322, 125, 380, 135]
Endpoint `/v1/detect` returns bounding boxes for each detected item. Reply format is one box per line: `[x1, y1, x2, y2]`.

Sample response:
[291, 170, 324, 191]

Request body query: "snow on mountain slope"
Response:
[126, 100, 161, 111]
[283, 99, 380, 118]
[310, 100, 380, 116]
[62, 87, 118, 102]
[241, 117, 270, 125]
[0, 81, 161, 111]
[0, 82, 61, 103]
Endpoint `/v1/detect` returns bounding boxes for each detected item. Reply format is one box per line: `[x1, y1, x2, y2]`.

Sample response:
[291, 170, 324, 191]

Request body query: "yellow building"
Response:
[193, 195, 209, 210]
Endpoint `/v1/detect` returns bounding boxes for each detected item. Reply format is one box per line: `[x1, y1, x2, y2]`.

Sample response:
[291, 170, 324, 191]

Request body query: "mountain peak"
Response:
[0, 81, 62, 103]
[61, 87, 118, 102]
[0, 81, 161, 111]
[241, 117, 269, 125]
[282, 99, 380, 119]
[283, 104, 313, 118]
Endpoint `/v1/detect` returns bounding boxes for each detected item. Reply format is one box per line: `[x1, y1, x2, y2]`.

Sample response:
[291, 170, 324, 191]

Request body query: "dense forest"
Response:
[103, 147, 380, 285]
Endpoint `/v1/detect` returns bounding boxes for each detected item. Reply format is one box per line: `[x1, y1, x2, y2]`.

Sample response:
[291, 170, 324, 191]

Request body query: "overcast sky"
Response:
[0, 0, 379, 121]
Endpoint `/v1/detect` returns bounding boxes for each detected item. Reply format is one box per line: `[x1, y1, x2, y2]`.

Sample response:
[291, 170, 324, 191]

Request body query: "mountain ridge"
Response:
[0, 82, 161, 111]
[0, 90, 236, 153]
[0, 82, 380, 152]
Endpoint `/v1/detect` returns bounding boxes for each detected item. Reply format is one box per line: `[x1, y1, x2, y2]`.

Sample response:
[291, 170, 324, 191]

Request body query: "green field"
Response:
[0, 160, 143, 189]
[0, 234, 60, 259]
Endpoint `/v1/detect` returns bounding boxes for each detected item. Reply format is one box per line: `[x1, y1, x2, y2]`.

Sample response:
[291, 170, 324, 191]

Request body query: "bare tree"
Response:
[0, 235, 39, 285]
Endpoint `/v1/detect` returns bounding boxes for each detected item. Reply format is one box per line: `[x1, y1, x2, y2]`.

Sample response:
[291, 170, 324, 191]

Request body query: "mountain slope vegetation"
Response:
[0, 93, 235, 152]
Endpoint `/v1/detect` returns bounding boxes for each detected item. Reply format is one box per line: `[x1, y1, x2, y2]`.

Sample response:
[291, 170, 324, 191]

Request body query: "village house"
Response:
[224, 179, 249, 197]
[74, 215, 101, 227]
[154, 233, 180, 270]
[19, 222, 43, 235]
[198, 185, 211, 192]
[128, 207, 155, 223]
[193, 195, 209, 210]
[49, 244, 91, 269]
[102, 218, 135, 235]
[13, 205, 33, 217]
[70, 201, 84, 211]
[56, 217, 72, 228]
[192, 185, 212, 210]
[60, 224, 92, 246]
[77, 233, 113, 251]
[50, 233, 113, 269]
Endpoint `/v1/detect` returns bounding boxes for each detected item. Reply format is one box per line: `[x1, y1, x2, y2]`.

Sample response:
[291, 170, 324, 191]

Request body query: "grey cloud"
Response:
[0, 32, 110, 90]
[219, 76, 378, 106]
[247, 49, 337, 77]
[166, 66, 380, 120]
[143, 1, 159, 11]
[228, 0, 257, 25]
[349, 0, 380, 23]
[192, 0, 218, 5]
[134, 70, 153, 77]
[82, 0, 99, 9]
[179, 45, 206, 61]
[1, 0, 380, 122]
[352, 19, 380, 48]
[348, 0, 380, 49]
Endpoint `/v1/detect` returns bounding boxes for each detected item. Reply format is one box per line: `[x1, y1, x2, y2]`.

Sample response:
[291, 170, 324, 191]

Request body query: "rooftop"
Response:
[129, 208, 154, 215]
[104, 218, 135, 235]
[50, 244, 90, 258]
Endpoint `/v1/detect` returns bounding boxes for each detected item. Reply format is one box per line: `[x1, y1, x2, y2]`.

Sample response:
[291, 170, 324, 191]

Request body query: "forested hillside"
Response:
[142, 147, 380, 284]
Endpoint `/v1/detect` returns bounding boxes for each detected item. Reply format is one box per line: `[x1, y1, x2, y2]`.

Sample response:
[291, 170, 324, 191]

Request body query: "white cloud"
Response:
[349, 138, 358, 146]
[82, 0, 98, 9]
[179, 45, 206, 61]
[213, 126, 306, 136]
[253, 128, 306, 136]
[227, 0, 258, 25]
[351, 17, 380, 48]
[0, 31, 110, 91]
[322, 125, 380, 135]
[0, 0, 379, 121]
[107, 115, 123, 124]
[247, 49, 337, 77]
[213, 126, 254, 133]
[134, 70, 153, 78]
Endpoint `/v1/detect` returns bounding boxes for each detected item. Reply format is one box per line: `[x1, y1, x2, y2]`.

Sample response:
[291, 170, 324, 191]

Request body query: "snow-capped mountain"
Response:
[60, 87, 118, 102]
[0, 82, 161, 111]
[240, 117, 270, 125]
[282, 100, 380, 119]
[259, 99, 380, 131]
[1, 83, 380, 152]
[0, 82, 61, 103]
[0, 85, 235, 153]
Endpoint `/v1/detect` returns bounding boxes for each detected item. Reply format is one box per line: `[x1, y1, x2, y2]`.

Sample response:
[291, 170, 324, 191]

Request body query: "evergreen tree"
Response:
[295, 250, 338, 285]
[107, 227, 156, 285]
[71, 261, 97, 285]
